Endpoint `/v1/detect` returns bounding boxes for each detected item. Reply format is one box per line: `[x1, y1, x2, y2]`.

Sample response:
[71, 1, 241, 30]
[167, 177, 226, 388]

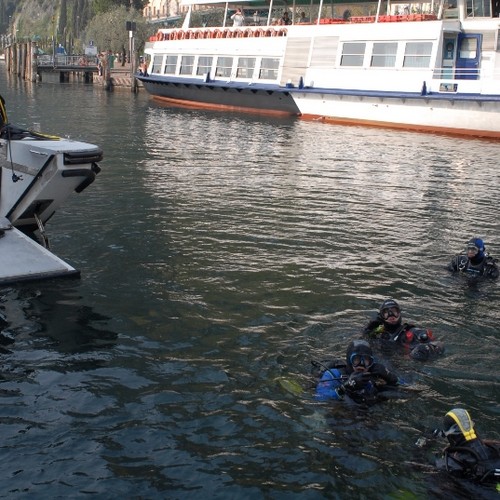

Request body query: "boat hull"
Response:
[139, 77, 300, 116]
[0, 137, 102, 232]
[292, 89, 500, 139]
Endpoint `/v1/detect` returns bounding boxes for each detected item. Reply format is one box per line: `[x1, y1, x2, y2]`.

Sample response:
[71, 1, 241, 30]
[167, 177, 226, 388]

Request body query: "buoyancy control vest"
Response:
[440, 439, 500, 483]
[450, 254, 499, 278]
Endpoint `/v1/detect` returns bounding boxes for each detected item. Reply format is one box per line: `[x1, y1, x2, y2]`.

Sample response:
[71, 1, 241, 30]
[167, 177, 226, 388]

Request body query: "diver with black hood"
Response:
[449, 237, 499, 278]
[363, 299, 445, 361]
[314, 339, 400, 405]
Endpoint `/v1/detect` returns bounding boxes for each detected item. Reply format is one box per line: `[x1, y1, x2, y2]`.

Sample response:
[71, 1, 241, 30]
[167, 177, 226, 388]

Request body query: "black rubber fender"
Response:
[61, 169, 96, 193]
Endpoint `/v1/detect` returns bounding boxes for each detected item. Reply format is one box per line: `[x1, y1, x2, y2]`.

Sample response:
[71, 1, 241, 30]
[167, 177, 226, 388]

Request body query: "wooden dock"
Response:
[3, 42, 139, 91]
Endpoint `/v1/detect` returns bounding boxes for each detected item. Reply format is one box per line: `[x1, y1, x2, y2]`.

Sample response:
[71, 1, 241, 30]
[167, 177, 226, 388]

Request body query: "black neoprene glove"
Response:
[369, 363, 399, 385]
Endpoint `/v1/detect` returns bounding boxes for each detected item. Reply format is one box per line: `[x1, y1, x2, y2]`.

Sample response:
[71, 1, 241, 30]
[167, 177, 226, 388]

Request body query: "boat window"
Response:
[236, 58, 256, 78]
[259, 58, 280, 80]
[467, 0, 491, 17]
[152, 55, 163, 74]
[371, 43, 397, 67]
[459, 37, 478, 58]
[403, 42, 433, 68]
[215, 57, 233, 78]
[197, 56, 213, 76]
[164, 55, 178, 75]
[443, 0, 459, 18]
[340, 43, 366, 67]
[180, 55, 195, 75]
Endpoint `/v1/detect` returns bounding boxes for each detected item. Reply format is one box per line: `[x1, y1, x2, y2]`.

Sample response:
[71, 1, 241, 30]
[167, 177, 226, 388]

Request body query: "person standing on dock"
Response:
[107, 50, 115, 70]
[97, 53, 104, 76]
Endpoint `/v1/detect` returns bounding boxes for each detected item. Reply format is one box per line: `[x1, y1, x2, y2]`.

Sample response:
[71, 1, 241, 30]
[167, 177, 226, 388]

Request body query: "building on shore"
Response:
[143, 0, 209, 23]
[143, 1, 181, 22]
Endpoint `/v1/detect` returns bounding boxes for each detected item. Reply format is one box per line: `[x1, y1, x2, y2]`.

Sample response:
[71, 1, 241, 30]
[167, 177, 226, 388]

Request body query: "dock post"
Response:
[103, 64, 112, 91]
[30, 41, 38, 82]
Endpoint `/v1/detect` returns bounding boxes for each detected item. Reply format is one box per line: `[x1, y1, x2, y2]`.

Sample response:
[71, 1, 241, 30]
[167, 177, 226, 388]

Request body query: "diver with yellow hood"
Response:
[434, 408, 500, 484]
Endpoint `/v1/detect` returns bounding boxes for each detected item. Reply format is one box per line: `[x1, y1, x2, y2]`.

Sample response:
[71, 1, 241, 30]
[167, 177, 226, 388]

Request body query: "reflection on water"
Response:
[0, 71, 499, 497]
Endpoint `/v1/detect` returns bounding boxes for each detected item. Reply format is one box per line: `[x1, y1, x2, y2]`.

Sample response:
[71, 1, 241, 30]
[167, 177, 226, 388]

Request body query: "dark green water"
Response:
[0, 69, 499, 499]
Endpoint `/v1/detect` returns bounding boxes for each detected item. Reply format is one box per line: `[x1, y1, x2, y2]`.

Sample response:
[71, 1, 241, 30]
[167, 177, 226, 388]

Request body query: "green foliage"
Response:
[59, 0, 68, 35]
[0, 1, 17, 32]
[3, 0, 149, 54]
[84, 4, 148, 54]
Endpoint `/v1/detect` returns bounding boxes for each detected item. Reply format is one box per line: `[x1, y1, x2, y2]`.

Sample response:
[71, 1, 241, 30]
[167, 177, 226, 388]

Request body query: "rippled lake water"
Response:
[1, 69, 499, 498]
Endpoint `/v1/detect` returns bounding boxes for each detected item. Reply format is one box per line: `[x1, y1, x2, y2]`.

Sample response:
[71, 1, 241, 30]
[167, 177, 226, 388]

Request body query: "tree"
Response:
[84, 4, 148, 54]
[0, 0, 18, 33]
[59, 0, 67, 35]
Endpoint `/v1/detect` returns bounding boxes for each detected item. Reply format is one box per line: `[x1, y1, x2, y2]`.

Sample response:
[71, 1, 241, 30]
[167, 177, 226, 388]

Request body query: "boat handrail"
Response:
[343, 14, 438, 23]
[150, 26, 288, 41]
[149, 13, 441, 42]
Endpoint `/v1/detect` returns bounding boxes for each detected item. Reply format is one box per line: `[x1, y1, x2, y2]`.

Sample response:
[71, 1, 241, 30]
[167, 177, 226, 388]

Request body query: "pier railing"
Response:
[37, 54, 97, 69]
[4, 42, 137, 91]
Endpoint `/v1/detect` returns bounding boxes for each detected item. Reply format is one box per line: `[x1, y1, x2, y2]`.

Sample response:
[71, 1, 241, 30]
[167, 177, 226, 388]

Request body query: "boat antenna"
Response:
[0, 96, 22, 182]
[3, 126, 23, 183]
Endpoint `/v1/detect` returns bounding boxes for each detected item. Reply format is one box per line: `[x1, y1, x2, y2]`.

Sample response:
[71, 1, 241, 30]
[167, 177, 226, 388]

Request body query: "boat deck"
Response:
[0, 217, 79, 286]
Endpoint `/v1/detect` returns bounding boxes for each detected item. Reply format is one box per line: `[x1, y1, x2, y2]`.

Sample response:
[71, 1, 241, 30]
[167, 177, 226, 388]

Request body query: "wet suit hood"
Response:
[443, 408, 479, 448]
[378, 299, 402, 333]
[345, 339, 373, 374]
[467, 238, 486, 264]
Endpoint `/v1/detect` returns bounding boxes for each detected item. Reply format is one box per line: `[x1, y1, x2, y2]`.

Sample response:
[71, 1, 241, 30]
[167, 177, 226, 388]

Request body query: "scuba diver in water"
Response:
[314, 339, 400, 405]
[363, 299, 445, 361]
[433, 408, 500, 485]
[449, 237, 499, 279]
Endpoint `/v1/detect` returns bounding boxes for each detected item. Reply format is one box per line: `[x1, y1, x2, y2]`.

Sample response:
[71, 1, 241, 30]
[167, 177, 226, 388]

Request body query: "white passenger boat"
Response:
[138, 0, 500, 139]
[0, 96, 103, 284]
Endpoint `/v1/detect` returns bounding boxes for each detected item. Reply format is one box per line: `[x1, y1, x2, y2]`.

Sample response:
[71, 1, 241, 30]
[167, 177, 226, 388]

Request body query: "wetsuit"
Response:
[449, 253, 499, 279]
[363, 320, 444, 361]
[314, 340, 399, 405]
[437, 438, 500, 484]
[435, 408, 500, 485]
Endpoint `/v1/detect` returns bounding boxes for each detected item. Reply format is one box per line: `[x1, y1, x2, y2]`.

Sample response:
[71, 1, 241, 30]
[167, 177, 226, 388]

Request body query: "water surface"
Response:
[1, 69, 499, 499]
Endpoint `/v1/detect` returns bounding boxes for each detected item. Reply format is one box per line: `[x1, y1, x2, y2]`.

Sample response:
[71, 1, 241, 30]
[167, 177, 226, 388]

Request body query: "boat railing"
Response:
[150, 26, 289, 41]
[149, 13, 441, 42]
[433, 67, 486, 80]
[348, 13, 438, 22]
